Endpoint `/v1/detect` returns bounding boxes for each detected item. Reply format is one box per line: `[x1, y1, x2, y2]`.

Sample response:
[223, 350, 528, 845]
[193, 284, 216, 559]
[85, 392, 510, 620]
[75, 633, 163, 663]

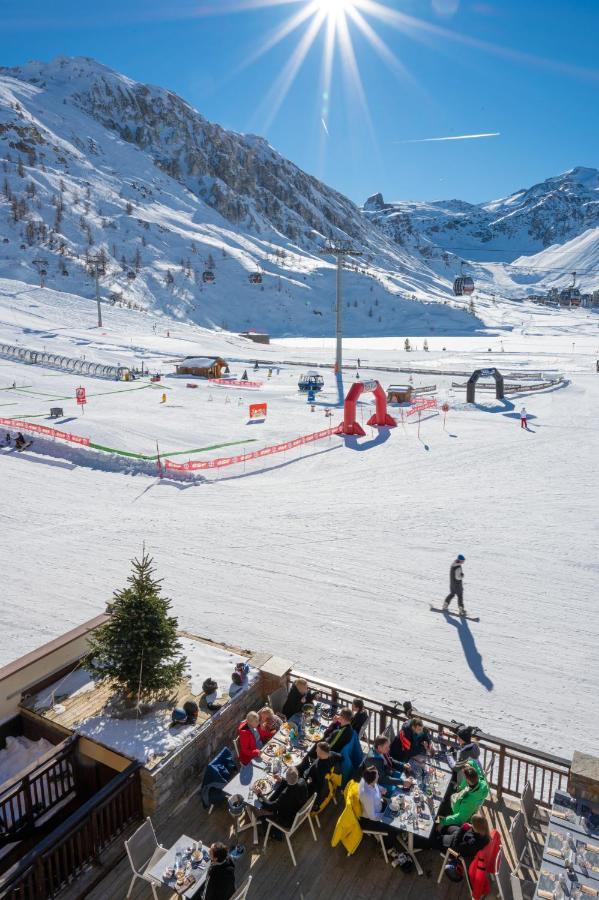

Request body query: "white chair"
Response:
[493, 849, 514, 900]
[263, 793, 318, 867]
[231, 874, 253, 899]
[510, 869, 536, 900]
[125, 817, 167, 900]
[519, 781, 537, 830]
[510, 811, 537, 873]
[361, 828, 390, 864]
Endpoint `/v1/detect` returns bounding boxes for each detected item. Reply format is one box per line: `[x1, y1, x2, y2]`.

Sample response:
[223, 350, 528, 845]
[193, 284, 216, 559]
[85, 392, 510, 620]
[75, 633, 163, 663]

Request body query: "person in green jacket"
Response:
[438, 761, 489, 830]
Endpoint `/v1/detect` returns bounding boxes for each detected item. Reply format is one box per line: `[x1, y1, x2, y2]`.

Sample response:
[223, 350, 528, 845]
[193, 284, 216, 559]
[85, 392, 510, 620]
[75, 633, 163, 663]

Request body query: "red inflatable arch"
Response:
[340, 379, 397, 436]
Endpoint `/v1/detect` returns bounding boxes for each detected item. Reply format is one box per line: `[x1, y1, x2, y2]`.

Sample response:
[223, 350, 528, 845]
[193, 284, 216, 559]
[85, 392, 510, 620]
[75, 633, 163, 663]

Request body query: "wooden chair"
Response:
[263, 793, 318, 867]
[231, 874, 253, 899]
[125, 817, 167, 900]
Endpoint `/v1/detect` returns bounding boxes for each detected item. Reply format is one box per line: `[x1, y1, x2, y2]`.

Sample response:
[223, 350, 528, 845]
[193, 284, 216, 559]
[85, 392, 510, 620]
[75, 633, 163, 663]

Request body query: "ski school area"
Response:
[0, 344, 571, 479]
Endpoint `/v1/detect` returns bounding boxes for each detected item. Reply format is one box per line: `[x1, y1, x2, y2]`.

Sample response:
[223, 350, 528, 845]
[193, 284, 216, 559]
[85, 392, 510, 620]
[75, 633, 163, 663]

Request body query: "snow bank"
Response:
[0, 735, 55, 787]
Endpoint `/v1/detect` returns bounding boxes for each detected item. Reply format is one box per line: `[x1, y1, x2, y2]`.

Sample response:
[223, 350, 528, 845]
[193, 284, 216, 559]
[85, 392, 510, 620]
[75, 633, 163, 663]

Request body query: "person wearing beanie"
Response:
[455, 725, 481, 765]
[443, 555, 466, 616]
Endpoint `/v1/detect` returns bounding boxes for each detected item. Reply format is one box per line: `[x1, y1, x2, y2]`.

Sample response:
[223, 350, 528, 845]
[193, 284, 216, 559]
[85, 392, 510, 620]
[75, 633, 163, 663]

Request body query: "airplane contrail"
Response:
[395, 132, 500, 143]
[321, 118, 329, 135]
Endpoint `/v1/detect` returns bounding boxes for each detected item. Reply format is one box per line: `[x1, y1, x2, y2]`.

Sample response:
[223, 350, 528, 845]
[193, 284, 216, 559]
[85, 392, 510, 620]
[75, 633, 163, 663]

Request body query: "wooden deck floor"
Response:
[86, 787, 545, 900]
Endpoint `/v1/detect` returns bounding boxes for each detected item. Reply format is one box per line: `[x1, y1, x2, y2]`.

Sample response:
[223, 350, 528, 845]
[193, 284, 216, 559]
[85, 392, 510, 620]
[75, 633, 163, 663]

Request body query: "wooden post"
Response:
[496, 745, 506, 800]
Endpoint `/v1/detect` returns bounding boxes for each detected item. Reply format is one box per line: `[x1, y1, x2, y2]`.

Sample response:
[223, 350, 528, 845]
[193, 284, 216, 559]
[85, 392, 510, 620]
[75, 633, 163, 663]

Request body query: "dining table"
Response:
[145, 833, 209, 898]
[535, 789, 599, 899]
[378, 751, 454, 876]
[223, 718, 328, 845]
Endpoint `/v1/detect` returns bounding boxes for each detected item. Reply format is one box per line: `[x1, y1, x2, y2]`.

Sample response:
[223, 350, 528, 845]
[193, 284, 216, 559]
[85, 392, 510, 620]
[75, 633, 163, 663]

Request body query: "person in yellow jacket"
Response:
[160, 392, 167, 404]
[331, 779, 363, 855]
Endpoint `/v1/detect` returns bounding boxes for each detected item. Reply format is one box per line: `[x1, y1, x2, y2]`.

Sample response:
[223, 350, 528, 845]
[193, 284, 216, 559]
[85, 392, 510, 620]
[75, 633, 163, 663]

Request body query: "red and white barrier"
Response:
[165, 425, 341, 472]
[406, 398, 438, 417]
[209, 378, 263, 388]
[0, 416, 90, 446]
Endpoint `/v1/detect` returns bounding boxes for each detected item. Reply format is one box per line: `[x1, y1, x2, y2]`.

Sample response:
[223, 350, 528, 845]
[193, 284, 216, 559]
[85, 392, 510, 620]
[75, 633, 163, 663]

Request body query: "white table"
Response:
[146, 833, 208, 898]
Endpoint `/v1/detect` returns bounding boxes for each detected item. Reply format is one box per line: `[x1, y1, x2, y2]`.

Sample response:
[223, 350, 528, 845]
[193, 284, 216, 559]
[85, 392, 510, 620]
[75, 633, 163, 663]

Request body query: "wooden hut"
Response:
[175, 356, 227, 378]
[387, 384, 413, 403]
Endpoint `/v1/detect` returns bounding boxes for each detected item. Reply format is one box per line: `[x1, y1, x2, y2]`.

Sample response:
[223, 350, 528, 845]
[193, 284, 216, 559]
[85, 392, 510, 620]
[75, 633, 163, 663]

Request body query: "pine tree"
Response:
[86, 553, 186, 699]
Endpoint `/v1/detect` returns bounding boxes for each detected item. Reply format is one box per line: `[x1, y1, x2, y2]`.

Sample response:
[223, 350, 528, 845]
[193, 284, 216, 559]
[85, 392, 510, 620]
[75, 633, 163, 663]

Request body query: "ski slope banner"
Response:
[165, 425, 341, 472]
[249, 403, 267, 419]
[0, 416, 91, 446]
[209, 378, 263, 388]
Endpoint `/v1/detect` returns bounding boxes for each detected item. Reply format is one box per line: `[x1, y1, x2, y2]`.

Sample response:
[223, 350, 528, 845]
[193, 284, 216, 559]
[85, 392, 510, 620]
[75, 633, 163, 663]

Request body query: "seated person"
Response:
[441, 813, 490, 862]
[365, 735, 413, 790]
[390, 717, 433, 762]
[357, 766, 398, 851]
[258, 706, 282, 744]
[322, 707, 354, 753]
[303, 741, 342, 802]
[255, 766, 309, 830]
[237, 711, 263, 765]
[436, 762, 489, 833]
[229, 671, 245, 699]
[454, 725, 481, 765]
[200, 842, 236, 900]
[351, 698, 369, 737]
[281, 678, 315, 726]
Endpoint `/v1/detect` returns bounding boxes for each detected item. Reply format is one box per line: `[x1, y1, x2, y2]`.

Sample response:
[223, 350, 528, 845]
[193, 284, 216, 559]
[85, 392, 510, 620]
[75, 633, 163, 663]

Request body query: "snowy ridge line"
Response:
[0, 342, 130, 381]
[164, 425, 343, 471]
[0, 416, 90, 446]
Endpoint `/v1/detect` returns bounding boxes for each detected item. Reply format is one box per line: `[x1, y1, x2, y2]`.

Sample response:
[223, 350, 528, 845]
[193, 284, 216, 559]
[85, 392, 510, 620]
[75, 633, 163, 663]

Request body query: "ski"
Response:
[430, 605, 480, 623]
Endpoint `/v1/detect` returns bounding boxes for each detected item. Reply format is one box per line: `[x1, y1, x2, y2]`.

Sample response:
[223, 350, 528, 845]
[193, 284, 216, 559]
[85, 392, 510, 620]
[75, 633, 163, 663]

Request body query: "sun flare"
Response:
[317, 0, 355, 17]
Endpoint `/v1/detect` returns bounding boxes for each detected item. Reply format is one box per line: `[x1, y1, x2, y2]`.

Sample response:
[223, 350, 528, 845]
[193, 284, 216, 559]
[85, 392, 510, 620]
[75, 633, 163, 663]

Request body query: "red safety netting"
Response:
[0, 416, 91, 446]
[209, 378, 263, 388]
[164, 425, 341, 471]
[406, 398, 438, 417]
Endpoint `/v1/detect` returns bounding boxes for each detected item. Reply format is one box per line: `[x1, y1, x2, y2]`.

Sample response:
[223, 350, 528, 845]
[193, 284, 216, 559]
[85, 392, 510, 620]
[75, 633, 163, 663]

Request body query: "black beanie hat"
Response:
[457, 725, 473, 743]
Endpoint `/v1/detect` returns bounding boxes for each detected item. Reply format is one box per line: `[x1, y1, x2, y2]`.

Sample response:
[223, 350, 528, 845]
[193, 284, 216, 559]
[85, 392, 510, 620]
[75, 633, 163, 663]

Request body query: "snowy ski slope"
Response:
[0, 279, 598, 758]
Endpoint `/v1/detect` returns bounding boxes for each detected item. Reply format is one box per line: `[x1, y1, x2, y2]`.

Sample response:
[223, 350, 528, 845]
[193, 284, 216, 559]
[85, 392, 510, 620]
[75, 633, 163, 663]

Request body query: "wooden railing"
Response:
[0, 762, 142, 900]
[293, 671, 571, 806]
[0, 737, 77, 846]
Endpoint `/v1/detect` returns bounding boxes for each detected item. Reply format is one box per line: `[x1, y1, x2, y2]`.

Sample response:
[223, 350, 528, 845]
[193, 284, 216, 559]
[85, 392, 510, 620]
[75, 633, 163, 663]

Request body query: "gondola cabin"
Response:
[453, 276, 475, 297]
[175, 356, 227, 379]
[202, 270, 215, 284]
[249, 272, 263, 284]
[298, 371, 324, 394]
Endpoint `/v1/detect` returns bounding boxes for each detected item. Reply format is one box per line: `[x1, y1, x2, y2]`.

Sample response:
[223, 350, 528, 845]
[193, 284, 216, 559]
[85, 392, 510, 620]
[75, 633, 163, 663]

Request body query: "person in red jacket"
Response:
[237, 711, 263, 765]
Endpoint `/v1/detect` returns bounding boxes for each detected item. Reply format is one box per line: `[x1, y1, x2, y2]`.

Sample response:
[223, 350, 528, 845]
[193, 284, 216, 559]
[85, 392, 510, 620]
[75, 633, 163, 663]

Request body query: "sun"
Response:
[317, 0, 356, 16]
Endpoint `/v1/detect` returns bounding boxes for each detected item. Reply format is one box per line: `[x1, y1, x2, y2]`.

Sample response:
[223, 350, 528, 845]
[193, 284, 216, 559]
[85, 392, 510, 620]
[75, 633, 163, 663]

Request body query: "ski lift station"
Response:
[298, 371, 324, 394]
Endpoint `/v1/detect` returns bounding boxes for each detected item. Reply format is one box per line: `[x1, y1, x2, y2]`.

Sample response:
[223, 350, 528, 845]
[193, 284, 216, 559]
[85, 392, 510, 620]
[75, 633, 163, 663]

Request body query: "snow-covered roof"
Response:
[177, 356, 223, 367]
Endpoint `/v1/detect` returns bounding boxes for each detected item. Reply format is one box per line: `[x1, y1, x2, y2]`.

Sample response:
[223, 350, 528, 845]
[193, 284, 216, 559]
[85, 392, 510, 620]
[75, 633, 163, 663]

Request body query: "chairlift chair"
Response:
[249, 272, 262, 284]
[202, 270, 215, 284]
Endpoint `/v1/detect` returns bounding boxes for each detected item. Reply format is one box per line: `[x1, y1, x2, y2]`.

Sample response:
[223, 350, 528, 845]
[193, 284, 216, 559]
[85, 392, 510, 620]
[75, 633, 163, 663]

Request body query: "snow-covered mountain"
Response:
[364, 167, 599, 264]
[0, 56, 475, 337]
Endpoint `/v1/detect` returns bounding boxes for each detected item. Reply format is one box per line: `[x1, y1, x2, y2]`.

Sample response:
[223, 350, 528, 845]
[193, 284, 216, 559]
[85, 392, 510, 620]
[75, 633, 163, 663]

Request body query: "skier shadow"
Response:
[442, 611, 494, 692]
[343, 428, 391, 452]
[473, 399, 514, 414]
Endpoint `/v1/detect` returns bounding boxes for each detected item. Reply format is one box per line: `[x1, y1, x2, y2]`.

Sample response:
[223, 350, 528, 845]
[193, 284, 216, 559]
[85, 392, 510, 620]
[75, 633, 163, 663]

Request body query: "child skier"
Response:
[520, 407, 527, 429]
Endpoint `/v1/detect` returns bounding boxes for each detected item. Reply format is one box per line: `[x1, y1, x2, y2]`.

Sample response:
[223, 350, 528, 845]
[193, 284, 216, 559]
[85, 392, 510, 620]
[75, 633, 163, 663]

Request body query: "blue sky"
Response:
[2, 0, 598, 205]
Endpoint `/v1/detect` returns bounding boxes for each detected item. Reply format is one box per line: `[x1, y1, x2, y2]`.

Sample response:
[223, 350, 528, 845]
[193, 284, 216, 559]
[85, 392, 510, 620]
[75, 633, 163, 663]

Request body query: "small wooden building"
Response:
[387, 384, 413, 403]
[175, 356, 227, 379]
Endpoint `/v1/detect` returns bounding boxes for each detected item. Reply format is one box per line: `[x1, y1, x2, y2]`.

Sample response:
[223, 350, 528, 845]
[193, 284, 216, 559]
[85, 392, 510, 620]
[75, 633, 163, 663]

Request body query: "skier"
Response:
[443, 555, 466, 616]
[14, 432, 28, 451]
[520, 406, 527, 429]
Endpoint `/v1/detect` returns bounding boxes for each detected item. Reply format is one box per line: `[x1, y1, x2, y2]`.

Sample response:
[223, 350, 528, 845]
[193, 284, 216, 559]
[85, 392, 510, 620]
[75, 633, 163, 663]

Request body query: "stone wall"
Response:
[142, 658, 292, 824]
